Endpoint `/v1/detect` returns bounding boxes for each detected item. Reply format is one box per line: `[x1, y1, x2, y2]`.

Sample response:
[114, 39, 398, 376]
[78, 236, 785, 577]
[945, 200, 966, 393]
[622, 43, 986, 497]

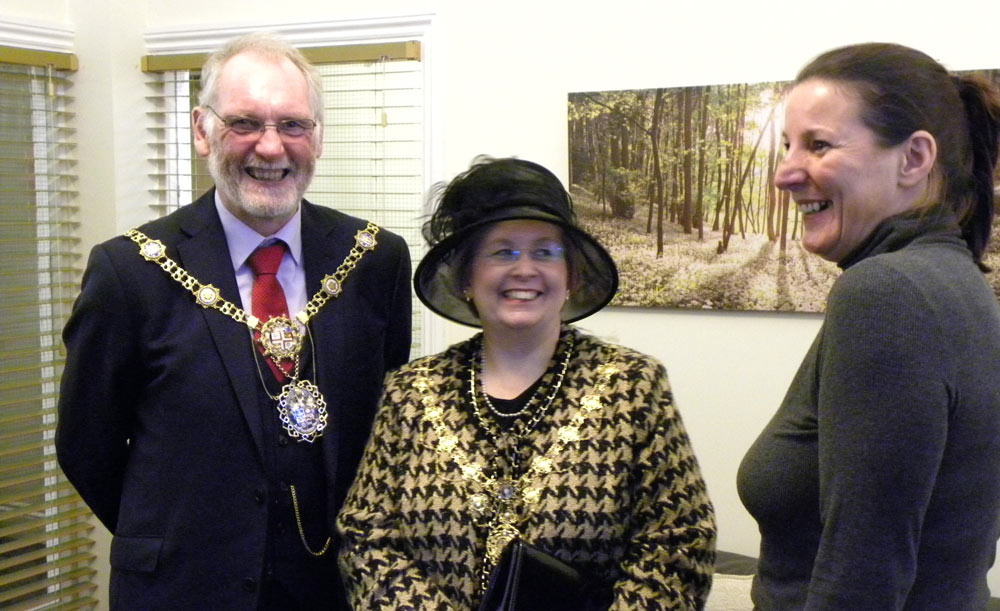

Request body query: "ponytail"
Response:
[953, 74, 1000, 269]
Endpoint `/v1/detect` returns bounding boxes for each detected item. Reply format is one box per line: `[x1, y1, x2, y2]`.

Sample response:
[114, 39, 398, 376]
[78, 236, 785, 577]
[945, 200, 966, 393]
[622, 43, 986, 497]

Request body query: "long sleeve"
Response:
[337, 366, 460, 610]
[382, 232, 413, 373]
[807, 261, 949, 609]
[608, 359, 716, 610]
[56, 243, 141, 532]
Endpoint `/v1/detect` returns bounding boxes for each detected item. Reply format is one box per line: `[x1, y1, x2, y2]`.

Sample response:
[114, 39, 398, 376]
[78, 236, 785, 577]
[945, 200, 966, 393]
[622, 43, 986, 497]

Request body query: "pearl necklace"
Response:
[474, 339, 572, 420]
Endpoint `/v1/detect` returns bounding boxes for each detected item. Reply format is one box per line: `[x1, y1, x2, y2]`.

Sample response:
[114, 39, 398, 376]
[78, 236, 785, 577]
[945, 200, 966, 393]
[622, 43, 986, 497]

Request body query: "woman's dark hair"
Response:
[796, 42, 1000, 267]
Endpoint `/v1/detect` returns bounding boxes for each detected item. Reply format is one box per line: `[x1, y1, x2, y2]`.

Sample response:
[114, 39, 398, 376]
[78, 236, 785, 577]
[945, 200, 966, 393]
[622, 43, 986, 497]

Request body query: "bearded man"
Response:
[56, 32, 412, 610]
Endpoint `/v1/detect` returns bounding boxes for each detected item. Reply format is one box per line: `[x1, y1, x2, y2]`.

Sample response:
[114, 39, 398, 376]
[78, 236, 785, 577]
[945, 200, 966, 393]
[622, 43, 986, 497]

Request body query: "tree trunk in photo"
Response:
[598, 141, 608, 214]
[766, 109, 778, 241]
[588, 120, 601, 206]
[696, 86, 709, 241]
[712, 113, 728, 231]
[712, 162, 723, 230]
[681, 86, 694, 234]
[568, 115, 581, 187]
[754, 163, 764, 234]
[715, 147, 733, 235]
[569, 115, 578, 184]
[791, 194, 800, 241]
[737, 192, 746, 238]
[670, 154, 680, 225]
[725, 97, 774, 249]
[712, 89, 738, 233]
[745, 156, 756, 234]
[667, 91, 681, 226]
[779, 187, 790, 251]
[651, 88, 666, 256]
[610, 127, 621, 168]
[619, 118, 631, 172]
[631, 91, 649, 171]
[646, 155, 655, 234]
[720, 85, 748, 253]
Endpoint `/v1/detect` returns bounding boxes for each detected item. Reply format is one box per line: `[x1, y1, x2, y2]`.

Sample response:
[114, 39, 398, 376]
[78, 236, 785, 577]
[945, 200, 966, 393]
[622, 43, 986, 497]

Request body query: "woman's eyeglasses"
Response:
[477, 246, 565, 266]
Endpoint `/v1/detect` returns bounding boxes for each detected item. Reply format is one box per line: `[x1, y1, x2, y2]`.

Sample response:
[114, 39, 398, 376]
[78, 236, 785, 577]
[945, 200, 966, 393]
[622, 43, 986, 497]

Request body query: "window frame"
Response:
[0, 17, 96, 611]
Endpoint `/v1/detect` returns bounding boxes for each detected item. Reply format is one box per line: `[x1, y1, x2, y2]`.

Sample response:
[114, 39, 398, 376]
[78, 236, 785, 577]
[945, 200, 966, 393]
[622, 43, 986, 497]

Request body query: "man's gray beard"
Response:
[207, 147, 313, 221]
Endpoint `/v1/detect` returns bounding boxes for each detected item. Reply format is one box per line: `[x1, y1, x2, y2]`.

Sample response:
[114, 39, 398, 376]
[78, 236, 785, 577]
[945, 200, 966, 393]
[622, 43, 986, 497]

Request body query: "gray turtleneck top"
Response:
[738, 211, 1000, 610]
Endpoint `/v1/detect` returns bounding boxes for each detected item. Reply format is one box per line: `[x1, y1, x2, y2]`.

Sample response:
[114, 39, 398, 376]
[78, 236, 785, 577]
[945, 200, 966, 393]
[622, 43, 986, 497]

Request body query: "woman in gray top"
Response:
[738, 42, 1000, 609]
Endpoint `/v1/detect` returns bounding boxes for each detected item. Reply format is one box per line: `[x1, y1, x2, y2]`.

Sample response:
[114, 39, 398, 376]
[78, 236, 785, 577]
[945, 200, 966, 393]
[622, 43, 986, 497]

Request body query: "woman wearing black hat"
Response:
[337, 157, 716, 610]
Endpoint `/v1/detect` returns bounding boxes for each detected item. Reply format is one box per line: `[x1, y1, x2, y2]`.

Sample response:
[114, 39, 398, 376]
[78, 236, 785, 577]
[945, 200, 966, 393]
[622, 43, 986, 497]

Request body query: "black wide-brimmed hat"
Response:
[414, 156, 619, 327]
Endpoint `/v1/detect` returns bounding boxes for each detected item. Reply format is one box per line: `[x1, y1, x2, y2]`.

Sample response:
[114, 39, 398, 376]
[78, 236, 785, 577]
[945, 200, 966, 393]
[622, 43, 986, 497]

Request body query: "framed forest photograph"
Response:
[568, 69, 1000, 313]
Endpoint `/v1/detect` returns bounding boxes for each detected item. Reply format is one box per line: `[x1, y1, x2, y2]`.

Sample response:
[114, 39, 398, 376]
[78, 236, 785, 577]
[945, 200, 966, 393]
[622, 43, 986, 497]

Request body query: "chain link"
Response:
[469, 334, 574, 473]
[290, 484, 331, 556]
[125, 223, 379, 330]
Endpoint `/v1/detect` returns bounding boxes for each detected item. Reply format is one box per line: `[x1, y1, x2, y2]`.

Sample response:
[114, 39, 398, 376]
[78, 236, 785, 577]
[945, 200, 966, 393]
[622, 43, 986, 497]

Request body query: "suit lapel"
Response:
[174, 193, 267, 459]
[302, 202, 350, 400]
[300, 203, 350, 506]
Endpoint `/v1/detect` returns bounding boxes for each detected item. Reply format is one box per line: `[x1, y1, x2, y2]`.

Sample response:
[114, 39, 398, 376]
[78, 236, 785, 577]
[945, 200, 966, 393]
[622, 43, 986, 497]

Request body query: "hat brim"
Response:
[414, 211, 619, 328]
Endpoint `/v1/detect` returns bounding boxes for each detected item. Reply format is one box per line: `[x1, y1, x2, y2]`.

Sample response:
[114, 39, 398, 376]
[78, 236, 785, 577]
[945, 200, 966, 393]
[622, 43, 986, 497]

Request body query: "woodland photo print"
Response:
[568, 69, 1000, 312]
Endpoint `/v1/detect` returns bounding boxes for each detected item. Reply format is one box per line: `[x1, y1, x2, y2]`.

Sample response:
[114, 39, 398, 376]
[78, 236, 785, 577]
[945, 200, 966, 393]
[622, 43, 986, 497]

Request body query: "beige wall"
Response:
[7, 0, 1000, 606]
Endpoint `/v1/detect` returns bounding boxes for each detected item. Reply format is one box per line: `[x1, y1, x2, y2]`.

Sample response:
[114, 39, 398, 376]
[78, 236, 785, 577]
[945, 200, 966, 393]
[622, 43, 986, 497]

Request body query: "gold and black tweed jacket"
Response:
[337, 327, 716, 610]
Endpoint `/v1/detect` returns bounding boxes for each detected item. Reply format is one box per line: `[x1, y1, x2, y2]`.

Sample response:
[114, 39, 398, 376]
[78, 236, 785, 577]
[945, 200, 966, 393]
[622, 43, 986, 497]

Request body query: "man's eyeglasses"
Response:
[204, 106, 317, 139]
[477, 245, 566, 266]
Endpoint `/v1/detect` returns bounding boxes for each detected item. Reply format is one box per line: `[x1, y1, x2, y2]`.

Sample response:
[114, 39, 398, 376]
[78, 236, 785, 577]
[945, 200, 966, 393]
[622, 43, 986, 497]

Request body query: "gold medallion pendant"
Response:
[277, 380, 328, 443]
[258, 316, 305, 361]
[485, 509, 521, 566]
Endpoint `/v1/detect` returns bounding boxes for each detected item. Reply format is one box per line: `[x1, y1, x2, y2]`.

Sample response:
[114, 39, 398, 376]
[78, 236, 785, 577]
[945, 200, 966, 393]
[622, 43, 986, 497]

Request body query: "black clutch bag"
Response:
[478, 540, 586, 611]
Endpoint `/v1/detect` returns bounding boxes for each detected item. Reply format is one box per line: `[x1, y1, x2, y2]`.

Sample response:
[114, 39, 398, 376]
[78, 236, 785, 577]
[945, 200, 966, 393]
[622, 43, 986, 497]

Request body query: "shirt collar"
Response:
[214, 191, 304, 271]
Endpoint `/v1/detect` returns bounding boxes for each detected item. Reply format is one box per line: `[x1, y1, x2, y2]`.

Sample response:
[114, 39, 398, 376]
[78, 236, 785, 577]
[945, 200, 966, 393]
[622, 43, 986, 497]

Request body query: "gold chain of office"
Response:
[124, 223, 379, 338]
[125, 223, 379, 555]
[126, 223, 379, 445]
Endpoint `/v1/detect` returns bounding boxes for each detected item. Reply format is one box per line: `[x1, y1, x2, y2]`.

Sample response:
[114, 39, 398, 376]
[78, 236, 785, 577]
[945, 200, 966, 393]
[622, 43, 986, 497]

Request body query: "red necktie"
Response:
[248, 242, 293, 381]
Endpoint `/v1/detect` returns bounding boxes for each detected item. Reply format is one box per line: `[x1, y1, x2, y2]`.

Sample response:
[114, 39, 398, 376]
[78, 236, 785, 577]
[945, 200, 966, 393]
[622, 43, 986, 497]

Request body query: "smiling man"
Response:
[56, 33, 412, 610]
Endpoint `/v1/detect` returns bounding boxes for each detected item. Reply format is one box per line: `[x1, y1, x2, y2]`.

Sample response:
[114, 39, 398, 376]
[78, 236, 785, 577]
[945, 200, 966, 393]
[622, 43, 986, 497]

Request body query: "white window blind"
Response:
[146, 48, 427, 355]
[0, 57, 98, 609]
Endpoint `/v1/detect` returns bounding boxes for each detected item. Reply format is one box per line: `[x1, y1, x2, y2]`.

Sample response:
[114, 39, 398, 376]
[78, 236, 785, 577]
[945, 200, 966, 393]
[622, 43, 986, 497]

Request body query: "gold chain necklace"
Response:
[414, 348, 620, 589]
[125, 222, 379, 443]
[469, 334, 574, 475]
[476, 340, 567, 420]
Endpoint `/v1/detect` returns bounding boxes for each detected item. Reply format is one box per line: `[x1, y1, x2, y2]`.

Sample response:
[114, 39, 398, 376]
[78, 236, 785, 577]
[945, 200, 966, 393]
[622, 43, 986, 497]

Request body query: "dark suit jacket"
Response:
[56, 190, 411, 609]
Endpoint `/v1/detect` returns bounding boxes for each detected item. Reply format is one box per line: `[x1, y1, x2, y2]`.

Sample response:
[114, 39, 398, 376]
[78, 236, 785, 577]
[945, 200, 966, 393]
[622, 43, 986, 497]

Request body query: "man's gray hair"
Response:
[198, 32, 324, 125]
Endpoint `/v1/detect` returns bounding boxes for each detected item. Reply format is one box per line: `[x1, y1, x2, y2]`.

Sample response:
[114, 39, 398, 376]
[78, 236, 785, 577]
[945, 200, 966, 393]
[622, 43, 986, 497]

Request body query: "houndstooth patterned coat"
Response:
[337, 327, 716, 610]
